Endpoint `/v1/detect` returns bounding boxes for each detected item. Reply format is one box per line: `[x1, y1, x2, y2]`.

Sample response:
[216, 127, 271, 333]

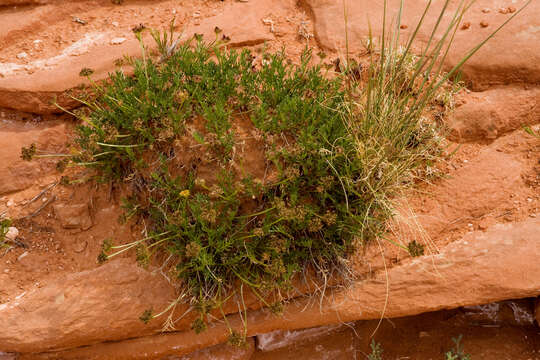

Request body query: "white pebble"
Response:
[6, 199, 14, 207]
[16, 52, 28, 59]
[5, 227, 19, 241]
[111, 21, 119, 27]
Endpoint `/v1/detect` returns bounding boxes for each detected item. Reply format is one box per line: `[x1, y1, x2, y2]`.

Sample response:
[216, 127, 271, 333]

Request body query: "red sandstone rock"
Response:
[0, 259, 176, 353]
[18, 219, 539, 358]
[53, 203, 93, 230]
[303, 0, 540, 90]
[448, 86, 540, 142]
[0, 1, 274, 114]
[0, 0, 48, 4]
[0, 121, 67, 195]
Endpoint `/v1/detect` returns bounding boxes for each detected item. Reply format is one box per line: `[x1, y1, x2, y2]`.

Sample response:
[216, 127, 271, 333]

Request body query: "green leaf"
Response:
[193, 131, 205, 144]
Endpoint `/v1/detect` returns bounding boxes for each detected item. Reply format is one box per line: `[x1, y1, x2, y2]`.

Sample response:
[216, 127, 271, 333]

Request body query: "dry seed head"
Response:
[322, 210, 337, 225]
[308, 217, 323, 232]
[253, 227, 264, 237]
[185, 242, 201, 258]
[284, 165, 300, 178]
[201, 209, 217, 224]
[209, 184, 223, 199]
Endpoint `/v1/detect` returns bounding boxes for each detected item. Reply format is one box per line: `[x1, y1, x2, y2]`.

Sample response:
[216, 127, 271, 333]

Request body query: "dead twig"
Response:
[24, 195, 56, 219]
[23, 182, 58, 209]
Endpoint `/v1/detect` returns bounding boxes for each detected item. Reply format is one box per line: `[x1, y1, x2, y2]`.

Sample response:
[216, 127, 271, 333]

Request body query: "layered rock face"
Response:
[1, 219, 538, 356]
[0, 0, 539, 358]
[304, 0, 540, 89]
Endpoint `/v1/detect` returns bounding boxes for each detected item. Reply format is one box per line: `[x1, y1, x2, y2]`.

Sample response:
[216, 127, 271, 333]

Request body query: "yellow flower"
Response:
[179, 189, 190, 198]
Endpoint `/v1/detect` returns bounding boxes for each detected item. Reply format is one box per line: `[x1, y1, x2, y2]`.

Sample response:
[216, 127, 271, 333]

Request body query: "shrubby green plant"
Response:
[367, 340, 384, 360]
[445, 335, 471, 360]
[22, 0, 527, 335]
[69, 31, 452, 327]
[75, 39, 372, 311]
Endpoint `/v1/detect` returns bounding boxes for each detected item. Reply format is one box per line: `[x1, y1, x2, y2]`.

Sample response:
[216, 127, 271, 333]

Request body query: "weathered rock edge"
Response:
[19, 218, 540, 359]
[448, 86, 540, 142]
[0, 1, 271, 114]
[303, 0, 540, 90]
[0, 259, 321, 353]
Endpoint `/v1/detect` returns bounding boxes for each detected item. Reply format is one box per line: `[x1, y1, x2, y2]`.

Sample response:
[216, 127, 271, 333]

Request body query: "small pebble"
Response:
[72, 17, 87, 25]
[478, 220, 489, 230]
[481, 8, 491, 13]
[6, 199, 14, 207]
[110, 37, 127, 45]
[16, 52, 28, 59]
[111, 21, 119, 27]
[461, 22, 471, 30]
[74, 240, 88, 253]
[499, 7, 509, 14]
[400, 24, 408, 29]
[508, 6, 516, 13]
[480, 21, 489, 28]
[5, 227, 18, 241]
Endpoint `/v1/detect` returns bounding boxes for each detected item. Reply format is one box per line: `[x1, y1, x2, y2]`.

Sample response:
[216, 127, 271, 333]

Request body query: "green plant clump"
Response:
[54, 0, 526, 329]
[77, 40, 389, 305]
[69, 34, 455, 320]
[73, 35, 448, 322]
